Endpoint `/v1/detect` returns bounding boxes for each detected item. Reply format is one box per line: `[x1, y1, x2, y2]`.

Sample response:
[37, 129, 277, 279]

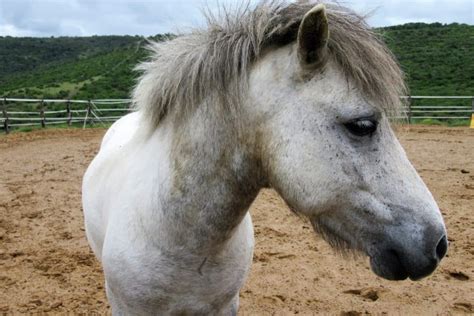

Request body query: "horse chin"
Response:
[309, 217, 362, 256]
[369, 250, 409, 281]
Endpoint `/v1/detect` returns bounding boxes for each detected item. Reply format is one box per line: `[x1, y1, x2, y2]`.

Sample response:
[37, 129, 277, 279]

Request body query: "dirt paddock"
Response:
[0, 125, 473, 314]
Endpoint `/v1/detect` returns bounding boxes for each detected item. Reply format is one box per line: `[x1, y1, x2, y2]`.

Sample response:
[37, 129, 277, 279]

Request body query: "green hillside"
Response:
[380, 23, 473, 96]
[0, 23, 472, 100]
[0, 36, 140, 79]
[0, 35, 169, 100]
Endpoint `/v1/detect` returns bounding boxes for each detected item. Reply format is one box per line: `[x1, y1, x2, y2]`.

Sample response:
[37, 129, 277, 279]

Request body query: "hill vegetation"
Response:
[0, 23, 472, 101]
[0, 36, 139, 77]
[0, 35, 168, 100]
[381, 22, 473, 96]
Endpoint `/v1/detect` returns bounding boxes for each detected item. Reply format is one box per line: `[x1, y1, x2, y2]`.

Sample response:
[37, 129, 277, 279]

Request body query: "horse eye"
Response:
[344, 119, 378, 137]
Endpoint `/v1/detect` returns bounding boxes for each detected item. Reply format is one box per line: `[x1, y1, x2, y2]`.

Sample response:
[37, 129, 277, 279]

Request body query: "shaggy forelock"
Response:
[133, 0, 406, 127]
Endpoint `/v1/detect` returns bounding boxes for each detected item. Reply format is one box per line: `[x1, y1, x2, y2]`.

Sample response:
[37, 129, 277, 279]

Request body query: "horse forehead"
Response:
[251, 51, 362, 104]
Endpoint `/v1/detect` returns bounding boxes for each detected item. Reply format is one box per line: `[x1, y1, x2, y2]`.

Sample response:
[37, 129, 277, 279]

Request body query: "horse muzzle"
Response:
[369, 232, 448, 281]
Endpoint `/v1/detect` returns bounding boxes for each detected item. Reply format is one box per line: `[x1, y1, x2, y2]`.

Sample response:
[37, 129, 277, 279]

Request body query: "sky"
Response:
[0, 0, 472, 37]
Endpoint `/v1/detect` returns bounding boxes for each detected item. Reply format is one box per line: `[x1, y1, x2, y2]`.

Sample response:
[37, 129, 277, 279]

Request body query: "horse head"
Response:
[246, 4, 447, 281]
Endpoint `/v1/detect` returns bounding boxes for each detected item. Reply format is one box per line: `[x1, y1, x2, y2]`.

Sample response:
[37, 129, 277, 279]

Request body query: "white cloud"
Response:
[0, 24, 32, 36]
[348, 0, 474, 26]
[0, 0, 472, 37]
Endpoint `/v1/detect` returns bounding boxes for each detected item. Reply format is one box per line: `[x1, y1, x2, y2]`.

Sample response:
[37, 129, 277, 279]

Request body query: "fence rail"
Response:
[402, 96, 473, 123]
[1, 98, 133, 133]
[1, 96, 473, 134]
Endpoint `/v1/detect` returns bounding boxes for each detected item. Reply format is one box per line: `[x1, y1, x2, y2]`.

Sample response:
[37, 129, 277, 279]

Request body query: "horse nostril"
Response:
[435, 235, 448, 261]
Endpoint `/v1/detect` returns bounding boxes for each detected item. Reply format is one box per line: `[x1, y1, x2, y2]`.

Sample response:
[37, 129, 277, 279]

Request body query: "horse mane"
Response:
[132, 0, 406, 127]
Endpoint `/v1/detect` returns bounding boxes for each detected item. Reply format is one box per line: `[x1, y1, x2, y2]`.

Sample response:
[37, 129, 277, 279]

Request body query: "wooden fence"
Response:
[1, 98, 132, 134]
[1, 96, 473, 134]
[402, 96, 473, 123]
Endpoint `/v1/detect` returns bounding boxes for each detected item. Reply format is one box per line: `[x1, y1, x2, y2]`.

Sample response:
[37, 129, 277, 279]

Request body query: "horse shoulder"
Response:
[100, 111, 141, 150]
[82, 112, 141, 259]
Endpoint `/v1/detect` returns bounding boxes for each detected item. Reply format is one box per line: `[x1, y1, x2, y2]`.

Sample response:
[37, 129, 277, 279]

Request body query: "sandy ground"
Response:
[0, 126, 473, 315]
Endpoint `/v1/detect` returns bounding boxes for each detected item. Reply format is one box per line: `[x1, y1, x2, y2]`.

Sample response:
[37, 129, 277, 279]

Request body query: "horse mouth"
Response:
[310, 217, 442, 281]
[369, 249, 439, 281]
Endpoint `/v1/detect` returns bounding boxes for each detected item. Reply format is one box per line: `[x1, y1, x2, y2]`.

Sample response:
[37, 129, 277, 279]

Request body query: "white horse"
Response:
[83, 2, 448, 314]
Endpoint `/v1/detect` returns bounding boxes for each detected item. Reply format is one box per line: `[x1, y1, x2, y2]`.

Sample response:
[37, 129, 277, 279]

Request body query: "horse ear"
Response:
[297, 4, 329, 68]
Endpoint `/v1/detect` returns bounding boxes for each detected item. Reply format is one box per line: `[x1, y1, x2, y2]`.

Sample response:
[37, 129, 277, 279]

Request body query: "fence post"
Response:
[407, 96, 412, 124]
[2, 97, 9, 134]
[83, 100, 92, 129]
[88, 100, 93, 126]
[40, 99, 46, 128]
[470, 97, 474, 129]
[66, 99, 72, 126]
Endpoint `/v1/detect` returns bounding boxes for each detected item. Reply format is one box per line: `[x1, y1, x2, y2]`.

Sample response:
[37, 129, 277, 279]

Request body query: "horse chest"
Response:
[101, 213, 254, 314]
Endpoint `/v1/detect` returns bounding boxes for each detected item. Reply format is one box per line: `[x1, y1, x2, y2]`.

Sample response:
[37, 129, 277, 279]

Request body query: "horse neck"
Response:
[155, 110, 263, 254]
